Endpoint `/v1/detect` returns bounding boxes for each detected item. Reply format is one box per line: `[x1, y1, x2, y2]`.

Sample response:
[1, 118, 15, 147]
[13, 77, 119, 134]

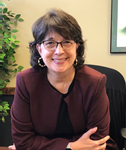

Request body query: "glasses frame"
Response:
[41, 39, 75, 51]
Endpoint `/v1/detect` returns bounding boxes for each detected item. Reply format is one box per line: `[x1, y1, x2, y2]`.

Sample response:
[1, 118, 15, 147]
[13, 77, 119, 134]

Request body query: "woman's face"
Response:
[37, 31, 79, 74]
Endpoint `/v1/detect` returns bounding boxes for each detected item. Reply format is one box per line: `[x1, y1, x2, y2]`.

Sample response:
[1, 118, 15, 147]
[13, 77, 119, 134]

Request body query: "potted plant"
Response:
[0, 2, 24, 122]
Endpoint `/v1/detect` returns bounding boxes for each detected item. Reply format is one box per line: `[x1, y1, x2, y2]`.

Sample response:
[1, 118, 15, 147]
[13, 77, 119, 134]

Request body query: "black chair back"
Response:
[87, 64, 126, 150]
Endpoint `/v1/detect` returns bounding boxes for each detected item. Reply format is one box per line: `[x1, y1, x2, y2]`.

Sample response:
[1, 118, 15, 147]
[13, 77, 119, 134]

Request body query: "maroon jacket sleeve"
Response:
[84, 75, 110, 139]
[11, 73, 69, 150]
[81, 73, 119, 150]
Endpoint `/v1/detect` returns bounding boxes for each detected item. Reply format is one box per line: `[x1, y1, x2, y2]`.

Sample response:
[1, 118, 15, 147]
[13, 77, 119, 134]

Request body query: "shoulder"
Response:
[76, 65, 106, 79]
[19, 68, 40, 76]
[15, 68, 47, 94]
[75, 65, 107, 87]
[17, 68, 46, 79]
[16, 68, 47, 86]
[77, 65, 105, 78]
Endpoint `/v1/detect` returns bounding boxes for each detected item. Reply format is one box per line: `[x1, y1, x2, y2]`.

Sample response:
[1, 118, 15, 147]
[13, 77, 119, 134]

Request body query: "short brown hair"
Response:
[29, 8, 85, 71]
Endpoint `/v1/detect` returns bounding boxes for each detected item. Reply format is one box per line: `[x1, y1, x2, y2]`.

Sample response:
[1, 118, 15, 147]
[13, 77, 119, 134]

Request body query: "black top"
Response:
[48, 78, 75, 139]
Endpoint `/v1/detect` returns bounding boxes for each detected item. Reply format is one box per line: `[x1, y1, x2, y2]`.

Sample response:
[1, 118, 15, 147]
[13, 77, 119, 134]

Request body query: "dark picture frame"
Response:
[111, 0, 126, 53]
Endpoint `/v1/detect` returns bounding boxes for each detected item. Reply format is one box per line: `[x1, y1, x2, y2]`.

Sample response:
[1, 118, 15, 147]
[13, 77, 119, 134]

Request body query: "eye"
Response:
[63, 40, 72, 44]
[45, 40, 55, 45]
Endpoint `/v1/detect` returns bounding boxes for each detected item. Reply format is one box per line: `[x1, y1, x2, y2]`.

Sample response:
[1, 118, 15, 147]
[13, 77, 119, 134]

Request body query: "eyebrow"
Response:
[45, 37, 54, 41]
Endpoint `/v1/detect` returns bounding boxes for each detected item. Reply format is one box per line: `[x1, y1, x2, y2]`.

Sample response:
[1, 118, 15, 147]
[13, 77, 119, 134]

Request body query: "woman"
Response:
[9, 8, 118, 150]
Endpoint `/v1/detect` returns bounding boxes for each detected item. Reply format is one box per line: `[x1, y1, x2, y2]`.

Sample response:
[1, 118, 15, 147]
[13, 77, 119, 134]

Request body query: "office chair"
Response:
[87, 64, 126, 150]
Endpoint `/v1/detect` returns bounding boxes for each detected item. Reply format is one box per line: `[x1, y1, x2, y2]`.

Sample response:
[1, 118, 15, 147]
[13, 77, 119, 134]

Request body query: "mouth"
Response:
[52, 58, 67, 62]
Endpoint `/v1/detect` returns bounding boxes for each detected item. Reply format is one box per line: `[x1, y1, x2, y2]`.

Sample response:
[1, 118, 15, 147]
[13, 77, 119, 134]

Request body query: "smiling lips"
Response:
[52, 58, 67, 63]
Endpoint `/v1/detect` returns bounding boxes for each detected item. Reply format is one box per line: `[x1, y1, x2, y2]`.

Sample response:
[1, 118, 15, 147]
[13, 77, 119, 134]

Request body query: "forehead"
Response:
[44, 31, 65, 41]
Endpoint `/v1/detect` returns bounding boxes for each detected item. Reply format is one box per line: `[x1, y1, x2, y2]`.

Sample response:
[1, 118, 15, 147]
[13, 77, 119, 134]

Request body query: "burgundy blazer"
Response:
[11, 65, 118, 150]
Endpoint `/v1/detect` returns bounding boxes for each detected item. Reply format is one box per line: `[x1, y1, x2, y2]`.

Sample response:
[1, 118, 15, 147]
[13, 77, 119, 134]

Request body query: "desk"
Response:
[0, 147, 8, 150]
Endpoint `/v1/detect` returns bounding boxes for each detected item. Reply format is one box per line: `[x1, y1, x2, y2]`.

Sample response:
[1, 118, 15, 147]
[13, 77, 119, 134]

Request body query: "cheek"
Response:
[41, 50, 53, 61]
[39, 52, 43, 58]
[39, 48, 45, 59]
[72, 48, 77, 58]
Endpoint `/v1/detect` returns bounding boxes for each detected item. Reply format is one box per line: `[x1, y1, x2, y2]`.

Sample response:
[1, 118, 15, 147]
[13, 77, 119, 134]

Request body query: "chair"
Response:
[87, 64, 126, 150]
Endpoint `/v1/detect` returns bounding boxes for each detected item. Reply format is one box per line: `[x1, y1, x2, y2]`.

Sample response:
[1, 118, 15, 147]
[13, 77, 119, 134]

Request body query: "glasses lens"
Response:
[43, 40, 56, 50]
[62, 40, 74, 49]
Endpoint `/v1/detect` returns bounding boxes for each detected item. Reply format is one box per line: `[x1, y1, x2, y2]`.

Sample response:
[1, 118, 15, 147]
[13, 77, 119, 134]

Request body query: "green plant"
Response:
[0, 2, 24, 122]
[0, 100, 10, 122]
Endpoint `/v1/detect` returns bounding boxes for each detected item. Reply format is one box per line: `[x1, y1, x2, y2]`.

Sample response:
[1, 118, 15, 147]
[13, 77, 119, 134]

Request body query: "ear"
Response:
[36, 44, 42, 55]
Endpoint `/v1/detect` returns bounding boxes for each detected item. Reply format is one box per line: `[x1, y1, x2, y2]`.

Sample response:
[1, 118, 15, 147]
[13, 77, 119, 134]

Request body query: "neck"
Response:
[47, 67, 75, 94]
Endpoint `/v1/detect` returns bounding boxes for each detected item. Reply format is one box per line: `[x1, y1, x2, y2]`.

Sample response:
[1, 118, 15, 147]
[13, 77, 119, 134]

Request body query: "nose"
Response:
[54, 43, 64, 54]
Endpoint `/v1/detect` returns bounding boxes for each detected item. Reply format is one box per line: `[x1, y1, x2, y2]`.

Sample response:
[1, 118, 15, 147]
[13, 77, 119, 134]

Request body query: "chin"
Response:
[51, 67, 67, 73]
[54, 69, 67, 73]
[48, 64, 74, 73]
[54, 66, 74, 73]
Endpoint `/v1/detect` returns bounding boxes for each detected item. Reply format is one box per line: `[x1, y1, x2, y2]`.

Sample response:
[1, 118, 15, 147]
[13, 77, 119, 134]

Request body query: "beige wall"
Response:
[3, 0, 126, 87]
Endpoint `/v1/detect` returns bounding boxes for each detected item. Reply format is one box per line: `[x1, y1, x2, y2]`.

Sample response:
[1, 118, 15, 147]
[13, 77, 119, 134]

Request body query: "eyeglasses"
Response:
[41, 39, 75, 51]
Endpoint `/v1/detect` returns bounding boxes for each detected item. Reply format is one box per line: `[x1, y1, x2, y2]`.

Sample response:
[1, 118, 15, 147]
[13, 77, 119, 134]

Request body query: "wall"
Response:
[3, 0, 126, 87]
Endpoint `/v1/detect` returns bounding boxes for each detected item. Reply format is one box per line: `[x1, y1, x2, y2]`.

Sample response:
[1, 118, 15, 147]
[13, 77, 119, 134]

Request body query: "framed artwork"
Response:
[111, 0, 126, 53]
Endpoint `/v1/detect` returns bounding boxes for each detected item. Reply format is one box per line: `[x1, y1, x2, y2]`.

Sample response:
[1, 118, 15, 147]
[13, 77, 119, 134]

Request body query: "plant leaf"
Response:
[7, 11, 12, 14]
[11, 13, 15, 15]
[0, 53, 6, 59]
[18, 18, 24, 22]
[0, 41, 4, 44]
[4, 39, 9, 44]
[0, 85, 5, 89]
[0, 29, 3, 34]
[4, 105, 10, 110]
[2, 101, 8, 105]
[0, 79, 4, 84]
[0, 60, 4, 63]
[3, 112, 9, 116]
[11, 43, 16, 49]
[13, 35, 16, 39]
[4, 34, 9, 38]
[11, 56, 16, 62]
[2, 116, 5, 122]
[12, 64, 18, 66]
[9, 14, 14, 17]
[0, 24, 3, 27]
[9, 69, 14, 72]
[0, 105, 3, 111]
[5, 79, 10, 82]
[14, 69, 17, 74]
[15, 14, 21, 20]
[3, 8, 8, 13]
[14, 40, 20, 44]
[12, 29, 18, 33]
[2, 15, 10, 21]
[9, 38, 14, 41]
[18, 65, 24, 71]
[6, 45, 10, 50]
[9, 22, 14, 25]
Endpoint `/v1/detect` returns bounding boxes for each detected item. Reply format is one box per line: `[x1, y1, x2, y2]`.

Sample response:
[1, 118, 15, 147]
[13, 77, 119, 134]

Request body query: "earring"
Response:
[38, 57, 46, 67]
[74, 59, 78, 66]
